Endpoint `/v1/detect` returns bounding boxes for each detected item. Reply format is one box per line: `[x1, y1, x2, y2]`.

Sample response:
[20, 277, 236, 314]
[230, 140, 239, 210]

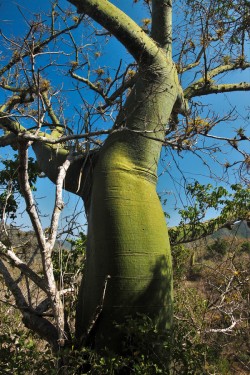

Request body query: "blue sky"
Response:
[0, 0, 249, 230]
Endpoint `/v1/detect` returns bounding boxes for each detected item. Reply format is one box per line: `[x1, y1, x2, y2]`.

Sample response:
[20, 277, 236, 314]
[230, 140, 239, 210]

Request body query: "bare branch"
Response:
[208, 61, 250, 79]
[70, 70, 105, 97]
[18, 142, 66, 346]
[0, 257, 59, 349]
[185, 81, 250, 99]
[40, 91, 65, 138]
[97, 74, 137, 112]
[205, 319, 237, 333]
[0, 243, 48, 294]
[67, 0, 159, 64]
[184, 60, 250, 99]
[48, 156, 72, 249]
[18, 142, 47, 250]
[0, 16, 84, 77]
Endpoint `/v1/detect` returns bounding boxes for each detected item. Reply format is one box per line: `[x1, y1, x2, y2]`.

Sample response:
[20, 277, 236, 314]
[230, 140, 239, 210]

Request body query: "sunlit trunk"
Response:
[76, 61, 178, 350]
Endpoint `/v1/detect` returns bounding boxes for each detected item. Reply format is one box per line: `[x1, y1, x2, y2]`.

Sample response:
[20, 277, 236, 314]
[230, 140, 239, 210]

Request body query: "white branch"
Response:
[205, 319, 238, 334]
[18, 142, 66, 345]
[48, 156, 72, 250]
[0, 242, 48, 294]
[0, 258, 28, 310]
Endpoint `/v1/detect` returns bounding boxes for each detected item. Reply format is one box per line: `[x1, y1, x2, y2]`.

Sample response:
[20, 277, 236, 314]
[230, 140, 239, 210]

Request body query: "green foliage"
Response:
[53, 313, 209, 374]
[0, 191, 18, 219]
[240, 241, 250, 253]
[1, 230, 249, 374]
[0, 154, 40, 219]
[169, 183, 250, 247]
[52, 232, 87, 319]
[0, 330, 55, 374]
[0, 304, 54, 375]
[52, 232, 87, 284]
[171, 244, 190, 279]
[0, 154, 39, 192]
[179, 182, 250, 225]
[221, 184, 250, 221]
[206, 238, 229, 258]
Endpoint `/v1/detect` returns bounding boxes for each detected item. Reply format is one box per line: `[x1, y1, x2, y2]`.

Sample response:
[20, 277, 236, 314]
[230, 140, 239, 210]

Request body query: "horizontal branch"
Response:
[208, 61, 250, 79]
[0, 112, 26, 134]
[169, 218, 248, 246]
[185, 81, 250, 99]
[0, 132, 18, 147]
[184, 60, 250, 99]
[19, 127, 112, 144]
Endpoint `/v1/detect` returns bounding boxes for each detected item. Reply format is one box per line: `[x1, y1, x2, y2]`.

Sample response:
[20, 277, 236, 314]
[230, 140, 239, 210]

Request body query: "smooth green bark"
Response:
[75, 60, 179, 349]
[77, 137, 173, 349]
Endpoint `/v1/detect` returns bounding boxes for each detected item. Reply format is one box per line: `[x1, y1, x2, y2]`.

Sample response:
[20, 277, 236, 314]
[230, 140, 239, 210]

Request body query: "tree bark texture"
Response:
[75, 59, 179, 350]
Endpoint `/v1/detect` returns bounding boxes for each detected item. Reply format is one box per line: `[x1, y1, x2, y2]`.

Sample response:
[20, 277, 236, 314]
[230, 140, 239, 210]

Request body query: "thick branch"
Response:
[0, 132, 18, 147]
[208, 61, 250, 79]
[32, 141, 98, 201]
[151, 0, 172, 55]
[184, 61, 250, 99]
[185, 81, 250, 99]
[18, 143, 47, 251]
[40, 92, 65, 138]
[67, 0, 159, 64]
[0, 110, 97, 200]
[22, 313, 59, 352]
[0, 112, 26, 134]
[0, 111, 95, 198]
[20, 128, 111, 144]
[0, 258, 28, 310]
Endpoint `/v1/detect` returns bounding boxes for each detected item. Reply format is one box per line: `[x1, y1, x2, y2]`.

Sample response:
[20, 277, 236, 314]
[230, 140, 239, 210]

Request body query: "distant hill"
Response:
[212, 220, 250, 239]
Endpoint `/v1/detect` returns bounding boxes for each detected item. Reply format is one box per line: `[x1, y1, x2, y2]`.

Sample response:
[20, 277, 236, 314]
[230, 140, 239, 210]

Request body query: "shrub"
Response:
[240, 241, 250, 253]
[206, 238, 229, 258]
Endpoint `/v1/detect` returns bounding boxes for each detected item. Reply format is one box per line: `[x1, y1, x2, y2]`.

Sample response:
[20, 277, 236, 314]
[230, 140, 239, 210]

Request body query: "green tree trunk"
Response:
[75, 62, 178, 350]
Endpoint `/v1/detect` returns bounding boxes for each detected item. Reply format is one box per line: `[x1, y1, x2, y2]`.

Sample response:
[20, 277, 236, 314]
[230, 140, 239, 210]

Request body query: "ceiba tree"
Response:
[0, 0, 249, 353]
